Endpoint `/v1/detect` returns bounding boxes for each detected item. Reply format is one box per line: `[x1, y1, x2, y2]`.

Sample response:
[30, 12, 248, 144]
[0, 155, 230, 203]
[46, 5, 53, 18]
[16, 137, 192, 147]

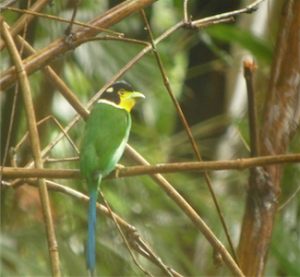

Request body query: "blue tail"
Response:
[87, 189, 97, 275]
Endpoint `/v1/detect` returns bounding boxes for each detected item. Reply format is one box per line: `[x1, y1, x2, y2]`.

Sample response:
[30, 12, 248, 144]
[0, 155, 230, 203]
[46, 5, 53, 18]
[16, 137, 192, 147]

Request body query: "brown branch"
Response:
[21, 21, 184, 170]
[0, 0, 156, 91]
[140, 9, 238, 264]
[0, 0, 49, 50]
[100, 190, 154, 277]
[244, 59, 260, 157]
[238, 1, 300, 275]
[30, 180, 183, 277]
[3, 6, 123, 37]
[0, 0, 266, 92]
[183, 0, 189, 23]
[190, 0, 266, 28]
[2, 153, 300, 179]
[125, 146, 244, 277]
[0, 19, 61, 276]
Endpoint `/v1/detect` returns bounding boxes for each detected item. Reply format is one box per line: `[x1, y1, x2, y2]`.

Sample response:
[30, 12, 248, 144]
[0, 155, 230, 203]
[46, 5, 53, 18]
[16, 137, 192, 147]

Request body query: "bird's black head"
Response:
[100, 81, 145, 112]
[101, 81, 134, 105]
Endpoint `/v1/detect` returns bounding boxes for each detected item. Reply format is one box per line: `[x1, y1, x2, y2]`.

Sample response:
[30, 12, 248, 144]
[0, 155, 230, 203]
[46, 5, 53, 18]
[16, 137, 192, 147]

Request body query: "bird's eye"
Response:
[119, 89, 125, 95]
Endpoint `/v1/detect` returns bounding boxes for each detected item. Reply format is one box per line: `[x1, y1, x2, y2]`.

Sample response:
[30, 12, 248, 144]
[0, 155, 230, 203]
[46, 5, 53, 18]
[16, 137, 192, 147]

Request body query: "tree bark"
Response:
[238, 1, 300, 276]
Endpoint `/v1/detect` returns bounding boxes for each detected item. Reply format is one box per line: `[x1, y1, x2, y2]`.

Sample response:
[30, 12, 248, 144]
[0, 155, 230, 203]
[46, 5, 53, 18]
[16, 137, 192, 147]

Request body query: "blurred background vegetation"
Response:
[1, 0, 299, 276]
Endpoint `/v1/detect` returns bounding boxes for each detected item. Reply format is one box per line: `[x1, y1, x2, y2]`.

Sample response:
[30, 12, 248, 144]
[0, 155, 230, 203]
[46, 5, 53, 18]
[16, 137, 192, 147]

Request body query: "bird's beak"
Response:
[126, 91, 145, 100]
[119, 91, 145, 112]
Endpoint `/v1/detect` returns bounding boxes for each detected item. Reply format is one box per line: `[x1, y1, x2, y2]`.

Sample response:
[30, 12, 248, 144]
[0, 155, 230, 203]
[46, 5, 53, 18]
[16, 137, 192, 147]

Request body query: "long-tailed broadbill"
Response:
[80, 81, 144, 275]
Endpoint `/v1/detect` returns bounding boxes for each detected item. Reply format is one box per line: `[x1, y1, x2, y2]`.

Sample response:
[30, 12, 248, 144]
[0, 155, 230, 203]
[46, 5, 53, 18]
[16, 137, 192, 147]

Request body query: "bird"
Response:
[79, 81, 144, 275]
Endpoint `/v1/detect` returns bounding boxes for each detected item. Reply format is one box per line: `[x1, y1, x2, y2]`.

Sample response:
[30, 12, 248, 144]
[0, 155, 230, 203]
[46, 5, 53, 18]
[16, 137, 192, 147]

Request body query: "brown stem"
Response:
[31, 180, 183, 277]
[0, 0, 49, 50]
[0, 0, 156, 91]
[238, 1, 300, 275]
[0, 19, 61, 276]
[140, 9, 238, 264]
[244, 59, 260, 157]
[125, 145, 244, 276]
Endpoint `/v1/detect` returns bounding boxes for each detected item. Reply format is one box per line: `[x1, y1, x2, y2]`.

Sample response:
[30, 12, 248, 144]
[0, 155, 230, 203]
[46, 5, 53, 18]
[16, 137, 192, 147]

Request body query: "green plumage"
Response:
[79, 81, 144, 275]
[80, 101, 131, 186]
[80, 101, 131, 274]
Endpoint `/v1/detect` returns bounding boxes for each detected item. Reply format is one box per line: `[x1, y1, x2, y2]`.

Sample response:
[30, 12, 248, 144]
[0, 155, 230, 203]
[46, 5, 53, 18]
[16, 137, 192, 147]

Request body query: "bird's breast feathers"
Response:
[80, 101, 131, 181]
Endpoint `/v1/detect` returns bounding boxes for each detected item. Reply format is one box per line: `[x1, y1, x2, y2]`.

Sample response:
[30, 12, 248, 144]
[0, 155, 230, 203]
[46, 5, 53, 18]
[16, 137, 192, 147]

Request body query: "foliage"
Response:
[1, 0, 299, 276]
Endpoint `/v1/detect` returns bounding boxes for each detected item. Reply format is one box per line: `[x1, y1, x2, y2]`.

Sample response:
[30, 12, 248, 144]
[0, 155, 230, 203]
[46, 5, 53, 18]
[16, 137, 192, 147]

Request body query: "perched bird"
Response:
[80, 81, 144, 275]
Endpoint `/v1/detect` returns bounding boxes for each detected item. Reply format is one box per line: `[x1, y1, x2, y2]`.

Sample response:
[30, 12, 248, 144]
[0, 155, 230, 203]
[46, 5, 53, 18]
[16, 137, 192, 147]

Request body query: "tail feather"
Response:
[87, 189, 97, 275]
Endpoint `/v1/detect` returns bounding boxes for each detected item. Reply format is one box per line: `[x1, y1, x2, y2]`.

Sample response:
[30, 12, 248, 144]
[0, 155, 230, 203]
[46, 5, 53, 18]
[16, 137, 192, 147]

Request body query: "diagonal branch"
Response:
[140, 9, 238, 263]
[0, 0, 156, 90]
[125, 145, 245, 276]
[30, 179, 183, 277]
[0, 0, 49, 50]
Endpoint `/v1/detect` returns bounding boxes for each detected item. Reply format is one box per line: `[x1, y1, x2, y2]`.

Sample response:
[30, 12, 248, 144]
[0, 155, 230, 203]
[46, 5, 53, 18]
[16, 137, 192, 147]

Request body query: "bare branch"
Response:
[0, 19, 61, 277]
[2, 153, 300, 179]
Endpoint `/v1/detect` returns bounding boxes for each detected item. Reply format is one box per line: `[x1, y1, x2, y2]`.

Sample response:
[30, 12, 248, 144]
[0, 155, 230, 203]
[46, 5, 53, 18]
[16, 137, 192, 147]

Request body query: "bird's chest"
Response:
[80, 103, 131, 180]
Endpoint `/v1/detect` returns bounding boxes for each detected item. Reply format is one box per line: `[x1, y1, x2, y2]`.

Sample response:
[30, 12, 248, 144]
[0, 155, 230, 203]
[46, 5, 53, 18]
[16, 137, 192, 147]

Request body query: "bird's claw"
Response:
[115, 164, 124, 178]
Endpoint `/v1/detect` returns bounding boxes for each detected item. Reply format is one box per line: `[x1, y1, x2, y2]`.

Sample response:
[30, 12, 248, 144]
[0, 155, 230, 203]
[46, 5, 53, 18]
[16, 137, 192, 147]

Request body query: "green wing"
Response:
[80, 102, 131, 190]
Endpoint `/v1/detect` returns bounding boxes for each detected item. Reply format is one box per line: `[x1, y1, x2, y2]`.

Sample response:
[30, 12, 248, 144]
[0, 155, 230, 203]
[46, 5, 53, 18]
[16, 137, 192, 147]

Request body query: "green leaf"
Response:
[206, 24, 273, 64]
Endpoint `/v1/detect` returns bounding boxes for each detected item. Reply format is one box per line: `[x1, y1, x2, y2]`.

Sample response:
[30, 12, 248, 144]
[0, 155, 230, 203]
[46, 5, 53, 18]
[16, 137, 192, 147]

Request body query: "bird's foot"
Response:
[115, 164, 124, 178]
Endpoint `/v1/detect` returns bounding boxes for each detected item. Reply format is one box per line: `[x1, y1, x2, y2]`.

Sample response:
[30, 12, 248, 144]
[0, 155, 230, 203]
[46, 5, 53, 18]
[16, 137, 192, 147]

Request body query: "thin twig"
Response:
[183, 0, 189, 23]
[100, 191, 153, 277]
[64, 0, 80, 36]
[1, 82, 19, 167]
[1, 0, 30, 169]
[190, 0, 266, 28]
[5, 178, 183, 276]
[125, 145, 245, 277]
[278, 184, 300, 211]
[76, 34, 150, 47]
[0, 0, 157, 90]
[131, 236, 178, 277]
[243, 59, 260, 156]
[14, 115, 79, 156]
[0, 0, 16, 9]
[0, 19, 61, 277]
[20, 21, 184, 170]
[44, 157, 79, 163]
[0, 0, 49, 51]
[2, 6, 124, 37]
[140, 9, 238, 264]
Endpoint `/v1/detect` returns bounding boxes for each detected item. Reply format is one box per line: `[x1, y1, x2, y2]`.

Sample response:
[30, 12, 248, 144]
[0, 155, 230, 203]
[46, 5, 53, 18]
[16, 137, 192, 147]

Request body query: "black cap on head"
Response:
[101, 81, 134, 104]
[110, 81, 133, 92]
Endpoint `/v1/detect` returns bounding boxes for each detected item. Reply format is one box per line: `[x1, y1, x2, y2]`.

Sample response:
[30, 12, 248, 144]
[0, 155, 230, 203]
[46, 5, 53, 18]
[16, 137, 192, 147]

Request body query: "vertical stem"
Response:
[183, 0, 189, 23]
[64, 0, 80, 36]
[0, 19, 61, 276]
[238, 1, 300, 275]
[243, 60, 260, 157]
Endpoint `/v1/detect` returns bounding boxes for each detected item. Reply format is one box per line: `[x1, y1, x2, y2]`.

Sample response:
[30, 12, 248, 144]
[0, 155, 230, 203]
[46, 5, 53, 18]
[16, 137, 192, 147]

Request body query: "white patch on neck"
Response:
[97, 99, 123, 109]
